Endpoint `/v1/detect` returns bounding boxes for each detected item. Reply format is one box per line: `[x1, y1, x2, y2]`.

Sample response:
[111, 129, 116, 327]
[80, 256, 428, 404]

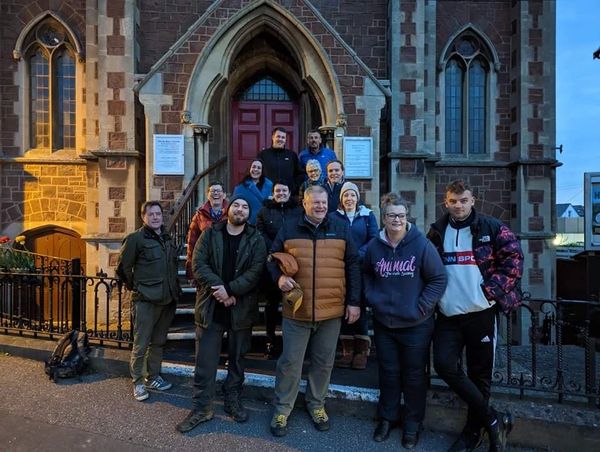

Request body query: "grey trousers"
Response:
[130, 300, 176, 384]
[273, 317, 341, 416]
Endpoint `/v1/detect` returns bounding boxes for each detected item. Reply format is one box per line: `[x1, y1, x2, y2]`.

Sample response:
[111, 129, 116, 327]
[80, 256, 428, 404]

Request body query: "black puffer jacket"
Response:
[256, 198, 302, 249]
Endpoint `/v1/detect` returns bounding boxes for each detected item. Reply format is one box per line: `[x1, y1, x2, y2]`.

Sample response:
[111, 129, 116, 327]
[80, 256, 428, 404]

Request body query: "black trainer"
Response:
[487, 411, 513, 452]
[448, 425, 483, 452]
[224, 398, 249, 423]
[176, 408, 214, 433]
[373, 419, 393, 442]
[402, 430, 420, 449]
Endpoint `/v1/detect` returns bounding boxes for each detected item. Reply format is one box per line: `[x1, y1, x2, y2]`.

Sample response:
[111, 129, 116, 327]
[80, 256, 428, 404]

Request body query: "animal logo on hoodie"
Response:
[375, 256, 416, 278]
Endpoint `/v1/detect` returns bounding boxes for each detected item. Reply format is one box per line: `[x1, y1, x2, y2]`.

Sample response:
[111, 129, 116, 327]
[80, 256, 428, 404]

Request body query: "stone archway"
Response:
[183, 1, 344, 188]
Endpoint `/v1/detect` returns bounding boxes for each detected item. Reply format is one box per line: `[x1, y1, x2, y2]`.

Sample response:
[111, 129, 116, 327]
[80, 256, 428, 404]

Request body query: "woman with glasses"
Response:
[363, 193, 447, 449]
[331, 181, 378, 369]
[232, 159, 273, 225]
[185, 181, 228, 280]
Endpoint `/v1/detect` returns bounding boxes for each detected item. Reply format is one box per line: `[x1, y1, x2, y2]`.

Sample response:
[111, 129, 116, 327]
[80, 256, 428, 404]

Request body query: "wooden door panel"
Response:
[232, 101, 299, 189]
[267, 103, 298, 152]
[232, 102, 266, 186]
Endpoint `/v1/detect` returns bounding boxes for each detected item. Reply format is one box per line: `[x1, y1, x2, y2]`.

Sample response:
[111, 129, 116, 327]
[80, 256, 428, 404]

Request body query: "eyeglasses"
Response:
[209, 189, 223, 194]
[385, 213, 406, 220]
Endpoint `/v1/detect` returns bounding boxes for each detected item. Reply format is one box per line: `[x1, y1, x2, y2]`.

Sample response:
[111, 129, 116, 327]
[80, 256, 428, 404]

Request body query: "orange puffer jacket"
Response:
[267, 215, 360, 322]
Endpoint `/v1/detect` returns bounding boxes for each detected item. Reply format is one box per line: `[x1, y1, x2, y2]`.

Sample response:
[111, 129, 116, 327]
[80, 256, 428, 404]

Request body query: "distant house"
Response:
[555, 203, 584, 249]
[557, 203, 584, 218]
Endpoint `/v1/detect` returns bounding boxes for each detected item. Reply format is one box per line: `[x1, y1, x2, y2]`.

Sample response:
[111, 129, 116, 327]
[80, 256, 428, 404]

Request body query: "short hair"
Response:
[306, 159, 321, 171]
[272, 180, 290, 193]
[207, 180, 224, 193]
[326, 159, 345, 172]
[445, 179, 473, 196]
[140, 200, 162, 216]
[380, 192, 409, 216]
[307, 129, 321, 136]
[272, 127, 287, 136]
[303, 184, 327, 200]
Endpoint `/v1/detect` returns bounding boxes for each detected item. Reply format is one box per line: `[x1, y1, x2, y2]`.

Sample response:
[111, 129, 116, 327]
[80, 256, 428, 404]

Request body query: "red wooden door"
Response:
[232, 101, 298, 187]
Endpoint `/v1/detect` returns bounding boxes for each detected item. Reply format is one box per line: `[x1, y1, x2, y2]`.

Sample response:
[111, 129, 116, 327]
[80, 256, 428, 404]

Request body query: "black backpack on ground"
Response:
[44, 330, 91, 381]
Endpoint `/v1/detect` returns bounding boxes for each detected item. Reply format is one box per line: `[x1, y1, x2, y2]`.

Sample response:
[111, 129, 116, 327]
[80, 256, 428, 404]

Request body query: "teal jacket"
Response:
[192, 221, 267, 330]
[116, 225, 180, 305]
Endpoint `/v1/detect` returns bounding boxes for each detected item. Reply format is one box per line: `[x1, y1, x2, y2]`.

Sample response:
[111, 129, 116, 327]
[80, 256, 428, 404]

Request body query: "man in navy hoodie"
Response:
[427, 179, 523, 452]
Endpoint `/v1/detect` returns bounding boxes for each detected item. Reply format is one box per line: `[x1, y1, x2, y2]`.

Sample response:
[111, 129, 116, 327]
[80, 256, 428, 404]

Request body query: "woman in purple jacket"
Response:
[363, 193, 446, 448]
[330, 181, 378, 369]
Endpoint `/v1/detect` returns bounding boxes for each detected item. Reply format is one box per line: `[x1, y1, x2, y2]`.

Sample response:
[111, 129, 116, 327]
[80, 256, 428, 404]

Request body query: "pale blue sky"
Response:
[556, 0, 600, 205]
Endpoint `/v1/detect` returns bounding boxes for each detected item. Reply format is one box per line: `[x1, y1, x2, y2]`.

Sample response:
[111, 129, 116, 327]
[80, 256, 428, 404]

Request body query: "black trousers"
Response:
[433, 307, 497, 429]
[374, 316, 434, 429]
[192, 323, 251, 410]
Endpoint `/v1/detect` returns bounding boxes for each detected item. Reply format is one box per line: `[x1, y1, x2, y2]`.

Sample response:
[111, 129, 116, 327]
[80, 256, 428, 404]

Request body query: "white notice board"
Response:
[154, 134, 184, 175]
[343, 137, 372, 178]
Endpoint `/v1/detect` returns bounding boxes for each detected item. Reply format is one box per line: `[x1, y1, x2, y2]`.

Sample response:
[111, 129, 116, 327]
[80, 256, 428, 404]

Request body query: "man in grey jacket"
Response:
[176, 195, 267, 433]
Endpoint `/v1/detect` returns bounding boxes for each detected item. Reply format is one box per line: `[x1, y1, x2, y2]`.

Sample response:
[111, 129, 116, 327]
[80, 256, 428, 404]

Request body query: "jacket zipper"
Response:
[312, 232, 317, 322]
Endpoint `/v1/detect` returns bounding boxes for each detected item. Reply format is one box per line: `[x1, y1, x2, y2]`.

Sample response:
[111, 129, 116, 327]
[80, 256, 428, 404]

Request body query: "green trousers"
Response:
[130, 300, 176, 384]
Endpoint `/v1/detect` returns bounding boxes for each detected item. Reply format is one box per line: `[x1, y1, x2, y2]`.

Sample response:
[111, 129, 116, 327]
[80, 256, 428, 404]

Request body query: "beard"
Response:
[229, 214, 248, 226]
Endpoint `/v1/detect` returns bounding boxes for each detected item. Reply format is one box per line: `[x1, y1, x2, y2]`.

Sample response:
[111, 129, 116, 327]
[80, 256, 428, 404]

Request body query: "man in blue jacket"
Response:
[298, 130, 337, 178]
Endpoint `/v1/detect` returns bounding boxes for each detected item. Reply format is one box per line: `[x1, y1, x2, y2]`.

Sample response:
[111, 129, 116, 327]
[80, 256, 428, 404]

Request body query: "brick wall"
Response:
[0, 162, 87, 228]
[0, 0, 85, 155]
[310, 0, 388, 79]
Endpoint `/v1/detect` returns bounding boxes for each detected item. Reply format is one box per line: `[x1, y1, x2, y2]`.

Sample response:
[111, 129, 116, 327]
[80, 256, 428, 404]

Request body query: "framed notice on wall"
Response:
[343, 137, 372, 179]
[153, 134, 184, 175]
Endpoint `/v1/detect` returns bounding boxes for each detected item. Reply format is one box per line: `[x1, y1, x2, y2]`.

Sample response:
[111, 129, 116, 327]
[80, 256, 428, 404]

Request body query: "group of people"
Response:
[116, 127, 524, 452]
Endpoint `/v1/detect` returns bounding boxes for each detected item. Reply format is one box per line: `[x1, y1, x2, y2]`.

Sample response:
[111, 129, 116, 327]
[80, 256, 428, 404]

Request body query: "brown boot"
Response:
[334, 335, 354, 368]
[351, 335, 371, 370]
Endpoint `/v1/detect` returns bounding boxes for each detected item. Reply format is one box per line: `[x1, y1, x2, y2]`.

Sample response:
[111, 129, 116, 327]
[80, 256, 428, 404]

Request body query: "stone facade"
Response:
[0, 0, 557, 335]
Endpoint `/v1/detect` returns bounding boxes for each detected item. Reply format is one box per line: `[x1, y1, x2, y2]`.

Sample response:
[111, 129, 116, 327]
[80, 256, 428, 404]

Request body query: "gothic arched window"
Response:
[443, 33, 492, 156]
[239, 76, 291, 102]
[25, 21, 77, 150]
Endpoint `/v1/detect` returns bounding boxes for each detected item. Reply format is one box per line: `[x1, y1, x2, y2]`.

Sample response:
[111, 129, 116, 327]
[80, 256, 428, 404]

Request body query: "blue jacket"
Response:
[363, 225, 447, 328]
[330, 206, 378, 260]
[232, 178, 273, 224]
[298, 147, 337, 177]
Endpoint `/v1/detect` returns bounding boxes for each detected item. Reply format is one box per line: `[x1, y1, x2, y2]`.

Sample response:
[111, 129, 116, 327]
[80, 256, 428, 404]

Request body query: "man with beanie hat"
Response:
[176, 195, 267, 433]
[332, 182, 379, 369]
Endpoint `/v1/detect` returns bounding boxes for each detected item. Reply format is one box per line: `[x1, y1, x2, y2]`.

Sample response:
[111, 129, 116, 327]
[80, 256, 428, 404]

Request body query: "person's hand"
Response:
[211, 285, 228, 302]
[223, 295, 237, 307]
[345, 306, 360, 324]
[278, 275, 297, 292]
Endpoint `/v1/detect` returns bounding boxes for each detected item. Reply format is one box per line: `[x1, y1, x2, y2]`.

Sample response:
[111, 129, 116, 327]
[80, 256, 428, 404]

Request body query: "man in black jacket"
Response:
[176, 195, 267, 433]
[257, 127, 304, 194]
[427, 180, 523, 452]
[256, 181, 302, 357]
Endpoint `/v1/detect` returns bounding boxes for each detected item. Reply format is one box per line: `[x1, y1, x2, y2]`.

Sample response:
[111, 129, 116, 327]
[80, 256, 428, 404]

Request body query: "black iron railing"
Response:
[0, 267, 132, 347]
[0, 266, 598, 405]
[166, 156, 227, 251]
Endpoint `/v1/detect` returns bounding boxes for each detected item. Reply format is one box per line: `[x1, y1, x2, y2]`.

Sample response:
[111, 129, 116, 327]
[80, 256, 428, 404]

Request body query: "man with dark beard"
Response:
[176, 195, 267, 433]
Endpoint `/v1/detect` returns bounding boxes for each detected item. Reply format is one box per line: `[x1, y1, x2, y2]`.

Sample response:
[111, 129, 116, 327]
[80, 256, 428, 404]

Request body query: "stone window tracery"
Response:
[24, 20, 77, 150]
[443, 33, 492, 156]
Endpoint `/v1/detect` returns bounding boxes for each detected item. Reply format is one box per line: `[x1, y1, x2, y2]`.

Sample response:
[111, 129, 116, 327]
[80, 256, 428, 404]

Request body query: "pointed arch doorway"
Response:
[231, 76, 299, 185]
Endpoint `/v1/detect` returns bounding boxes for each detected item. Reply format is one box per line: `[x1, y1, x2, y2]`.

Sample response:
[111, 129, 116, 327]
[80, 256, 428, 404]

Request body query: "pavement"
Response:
[0, 334, 599, 451]
[0, 353, 521, 452]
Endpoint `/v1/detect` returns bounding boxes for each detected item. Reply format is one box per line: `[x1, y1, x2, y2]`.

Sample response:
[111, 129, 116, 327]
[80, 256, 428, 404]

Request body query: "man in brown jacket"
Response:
[266, 185, 360, 437]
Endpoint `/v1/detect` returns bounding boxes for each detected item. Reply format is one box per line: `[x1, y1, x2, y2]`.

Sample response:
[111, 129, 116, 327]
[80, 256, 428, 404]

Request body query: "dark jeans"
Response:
[433, 307, 497, 429]
[373, 316, 434, 430]
[192, 323, 252, 410]
[339, 303, 369, 336]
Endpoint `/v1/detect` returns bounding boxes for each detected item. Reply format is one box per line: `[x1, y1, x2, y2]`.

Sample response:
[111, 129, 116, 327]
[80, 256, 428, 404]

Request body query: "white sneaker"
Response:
[145, 375, 172, 391]
[134, 383, 149, 401]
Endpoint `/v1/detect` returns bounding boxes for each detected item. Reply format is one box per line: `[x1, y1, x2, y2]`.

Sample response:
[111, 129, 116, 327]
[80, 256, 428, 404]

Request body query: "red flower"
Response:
[0, 235, 10, 244]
